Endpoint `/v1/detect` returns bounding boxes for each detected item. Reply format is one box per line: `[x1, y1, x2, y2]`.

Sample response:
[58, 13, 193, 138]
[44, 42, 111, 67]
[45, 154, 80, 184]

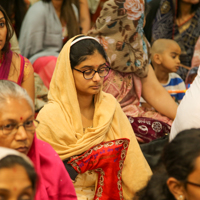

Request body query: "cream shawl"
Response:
[36, 35, 152, 198]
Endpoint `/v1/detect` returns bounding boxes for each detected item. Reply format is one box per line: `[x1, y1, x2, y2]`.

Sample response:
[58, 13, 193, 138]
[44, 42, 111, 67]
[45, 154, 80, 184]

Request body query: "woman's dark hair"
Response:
[42, 0, 80, 38]
[0, 5, 14, 53]
[0, 155, 37, 191]
[70, 36, 108, 69]
[0, 0, 27, 38]
[135, 128, 200, 200]
[176, 0, 200, 18]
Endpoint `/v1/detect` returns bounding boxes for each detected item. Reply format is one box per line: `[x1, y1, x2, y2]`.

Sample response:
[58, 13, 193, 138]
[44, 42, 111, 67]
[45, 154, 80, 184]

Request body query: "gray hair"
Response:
[0, 80, 34, 111]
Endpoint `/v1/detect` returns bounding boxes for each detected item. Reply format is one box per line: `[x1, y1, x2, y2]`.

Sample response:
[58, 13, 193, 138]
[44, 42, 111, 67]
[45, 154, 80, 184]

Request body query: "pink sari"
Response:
[0, 50, 25, 85]
[33, 56, 57, 89]
[28, 135, 77, 200]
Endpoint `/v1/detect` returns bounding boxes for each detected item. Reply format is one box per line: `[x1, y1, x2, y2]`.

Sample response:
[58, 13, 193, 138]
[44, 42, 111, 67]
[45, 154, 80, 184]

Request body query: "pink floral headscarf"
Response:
[88, 0, 150, 78]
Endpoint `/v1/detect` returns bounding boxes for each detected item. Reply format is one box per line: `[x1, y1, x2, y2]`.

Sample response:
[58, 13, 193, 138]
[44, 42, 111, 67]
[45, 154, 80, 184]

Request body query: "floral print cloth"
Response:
[88, 0, 150, 78]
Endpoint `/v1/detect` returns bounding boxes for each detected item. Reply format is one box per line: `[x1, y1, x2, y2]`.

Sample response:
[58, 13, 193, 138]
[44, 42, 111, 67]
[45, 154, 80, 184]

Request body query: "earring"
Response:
[179, 195, 184, 200]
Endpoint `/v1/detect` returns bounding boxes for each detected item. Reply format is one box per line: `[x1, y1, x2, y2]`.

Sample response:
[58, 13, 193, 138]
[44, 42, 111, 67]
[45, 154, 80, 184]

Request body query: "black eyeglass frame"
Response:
[0, 119, 40, 135]
[185, 181, 200, 187]
[73, 63, 111, 80]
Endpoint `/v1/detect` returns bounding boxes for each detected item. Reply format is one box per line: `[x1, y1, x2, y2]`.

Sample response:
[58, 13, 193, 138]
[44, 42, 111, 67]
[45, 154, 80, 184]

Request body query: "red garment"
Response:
[68, 138, 130, 200]
[28, 135, 77, 200]
[33, 56, 57, 89]
[128, 117, 171, 143]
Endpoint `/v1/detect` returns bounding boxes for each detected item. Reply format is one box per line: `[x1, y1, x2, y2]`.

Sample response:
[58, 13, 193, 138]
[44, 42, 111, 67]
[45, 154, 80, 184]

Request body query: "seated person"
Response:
[0, 80, 77, 200]
[141, 39, 186, 107]
[19, 0, 90, 89]
[0, 6, 34, 102]
[170, 66, 200, 141]
[0, 147, 37, 200]
[88, 0, 178, 143]
[36, 35, 152, 199]
[145, 0, 200, 81]
[135, 128, 200, 200]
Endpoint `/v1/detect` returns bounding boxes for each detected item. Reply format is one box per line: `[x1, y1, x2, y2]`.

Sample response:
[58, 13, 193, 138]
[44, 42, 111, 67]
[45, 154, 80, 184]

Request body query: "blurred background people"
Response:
[88, 0, 178, 143]
[19, 0, 91, 89]
[145, 0, 200, 81]
[0, 5, 34, 102]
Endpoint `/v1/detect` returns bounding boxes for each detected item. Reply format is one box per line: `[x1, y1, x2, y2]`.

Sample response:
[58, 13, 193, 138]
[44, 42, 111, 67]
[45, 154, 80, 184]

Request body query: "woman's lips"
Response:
[16, 147, 28, 154]
[91, 85, 101, 89]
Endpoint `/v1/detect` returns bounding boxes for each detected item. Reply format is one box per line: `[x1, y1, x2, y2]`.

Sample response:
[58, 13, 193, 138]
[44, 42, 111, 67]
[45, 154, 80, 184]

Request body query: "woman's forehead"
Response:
[0, 98, 33, 121]
[75, 51, 106, 69]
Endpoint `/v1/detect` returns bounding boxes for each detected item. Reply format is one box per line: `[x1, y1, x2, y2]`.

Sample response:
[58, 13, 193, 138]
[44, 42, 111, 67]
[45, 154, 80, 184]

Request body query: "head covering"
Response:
[0, 147, 33, 166]
[87, 0, 150, 78]
[36, 35, 152, 198]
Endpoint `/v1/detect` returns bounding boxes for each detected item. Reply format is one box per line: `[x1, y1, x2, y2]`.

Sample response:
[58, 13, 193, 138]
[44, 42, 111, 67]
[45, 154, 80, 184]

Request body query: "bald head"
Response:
[151, 39, 180, 60]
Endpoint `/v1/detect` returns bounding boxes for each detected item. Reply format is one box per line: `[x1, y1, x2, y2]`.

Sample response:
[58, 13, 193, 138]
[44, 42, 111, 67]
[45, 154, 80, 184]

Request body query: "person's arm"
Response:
[79, 0, 91, 34]
[141, 64, 178, 120]
[21, 61, 35, 104]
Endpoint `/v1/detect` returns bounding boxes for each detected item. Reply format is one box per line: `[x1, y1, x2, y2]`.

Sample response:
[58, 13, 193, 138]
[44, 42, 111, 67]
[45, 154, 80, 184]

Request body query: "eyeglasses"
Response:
[73, 63, 110, 80]
[0, 119, 40, 136]
[186, 181, 200, 187]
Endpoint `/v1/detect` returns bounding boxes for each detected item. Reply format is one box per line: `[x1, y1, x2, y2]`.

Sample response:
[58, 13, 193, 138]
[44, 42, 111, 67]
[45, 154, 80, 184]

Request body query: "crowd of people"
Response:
[0, 0, 200, 200]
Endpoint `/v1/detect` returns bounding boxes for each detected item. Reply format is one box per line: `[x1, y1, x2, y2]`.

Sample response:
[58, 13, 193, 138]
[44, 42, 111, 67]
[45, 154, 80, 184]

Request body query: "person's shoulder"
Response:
[169, 73, 184, 82]
[26, 1, 48, 16]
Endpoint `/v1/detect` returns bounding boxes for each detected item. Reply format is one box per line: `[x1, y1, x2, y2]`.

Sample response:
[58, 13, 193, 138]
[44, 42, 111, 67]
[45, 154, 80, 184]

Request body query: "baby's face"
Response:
[160, 43, 181, 73]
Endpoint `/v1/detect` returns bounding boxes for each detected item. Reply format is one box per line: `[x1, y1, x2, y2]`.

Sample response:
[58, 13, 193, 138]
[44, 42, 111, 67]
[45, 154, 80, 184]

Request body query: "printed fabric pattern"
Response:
[68, 139, 130, 200]
[88, 0, 150, 78]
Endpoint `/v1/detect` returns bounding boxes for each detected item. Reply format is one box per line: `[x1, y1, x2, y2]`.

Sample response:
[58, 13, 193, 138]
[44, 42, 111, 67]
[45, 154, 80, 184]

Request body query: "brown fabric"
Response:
[88, 0, 150, 78]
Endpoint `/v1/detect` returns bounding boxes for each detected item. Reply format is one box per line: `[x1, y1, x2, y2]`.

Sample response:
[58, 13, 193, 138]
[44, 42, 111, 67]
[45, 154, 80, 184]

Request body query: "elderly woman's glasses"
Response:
[73, 63, 110, 80]
[0, 119, 40, 135]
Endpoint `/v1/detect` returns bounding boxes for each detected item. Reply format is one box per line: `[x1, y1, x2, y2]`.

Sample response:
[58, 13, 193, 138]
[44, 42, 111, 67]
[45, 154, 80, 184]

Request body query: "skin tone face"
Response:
[181, 0, 199, 4]
[0, 164, 34, 200]
[182, 156, 200, 200]
[0, 98, 34, 155]
[0, 11, 7, 53]
[159, 43, 181, 73]
[72, 50, 106, 97]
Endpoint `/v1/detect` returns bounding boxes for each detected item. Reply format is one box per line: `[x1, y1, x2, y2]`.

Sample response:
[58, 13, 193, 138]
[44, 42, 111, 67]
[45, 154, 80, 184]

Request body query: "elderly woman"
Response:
[0, 80, 77, 200]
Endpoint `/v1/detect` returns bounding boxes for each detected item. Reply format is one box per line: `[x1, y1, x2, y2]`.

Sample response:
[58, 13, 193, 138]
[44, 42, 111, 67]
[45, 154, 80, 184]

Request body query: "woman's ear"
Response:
[153, 53, 162, 65]
[167, 177, 185, 200]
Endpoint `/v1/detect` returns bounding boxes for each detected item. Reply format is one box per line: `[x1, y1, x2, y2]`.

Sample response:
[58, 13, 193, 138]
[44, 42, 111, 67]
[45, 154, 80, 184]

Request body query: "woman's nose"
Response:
[15, 126, 28, 141]
[93, 71, 101, 81]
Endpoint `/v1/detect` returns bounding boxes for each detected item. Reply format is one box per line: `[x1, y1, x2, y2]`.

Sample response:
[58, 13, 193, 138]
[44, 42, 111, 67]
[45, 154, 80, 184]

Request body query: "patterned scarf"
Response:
[88, 0, 150, 78]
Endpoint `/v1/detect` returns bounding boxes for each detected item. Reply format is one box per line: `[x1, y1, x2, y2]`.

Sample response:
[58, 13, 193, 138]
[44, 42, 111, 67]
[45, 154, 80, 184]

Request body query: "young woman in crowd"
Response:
[145, 0, 200, 80]
[0, 147, 37, 200]
[135, 128, 200, 200]
[19, 0, 90, 88]
[88, 0, 178, 143]
[0, 5, 34, 102]
[0, 80, 77, 200]
[36, 35, 152, 199]
[0, 0, 28, 38]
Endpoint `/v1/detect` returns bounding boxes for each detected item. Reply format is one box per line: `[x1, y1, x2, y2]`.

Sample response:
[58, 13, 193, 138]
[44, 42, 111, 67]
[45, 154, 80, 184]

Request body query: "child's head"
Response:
[151, 39, 181, 73]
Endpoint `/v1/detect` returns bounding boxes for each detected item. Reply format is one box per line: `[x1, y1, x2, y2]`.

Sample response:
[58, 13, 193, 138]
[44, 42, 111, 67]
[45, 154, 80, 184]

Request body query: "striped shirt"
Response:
[162, 73, 186, 102]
